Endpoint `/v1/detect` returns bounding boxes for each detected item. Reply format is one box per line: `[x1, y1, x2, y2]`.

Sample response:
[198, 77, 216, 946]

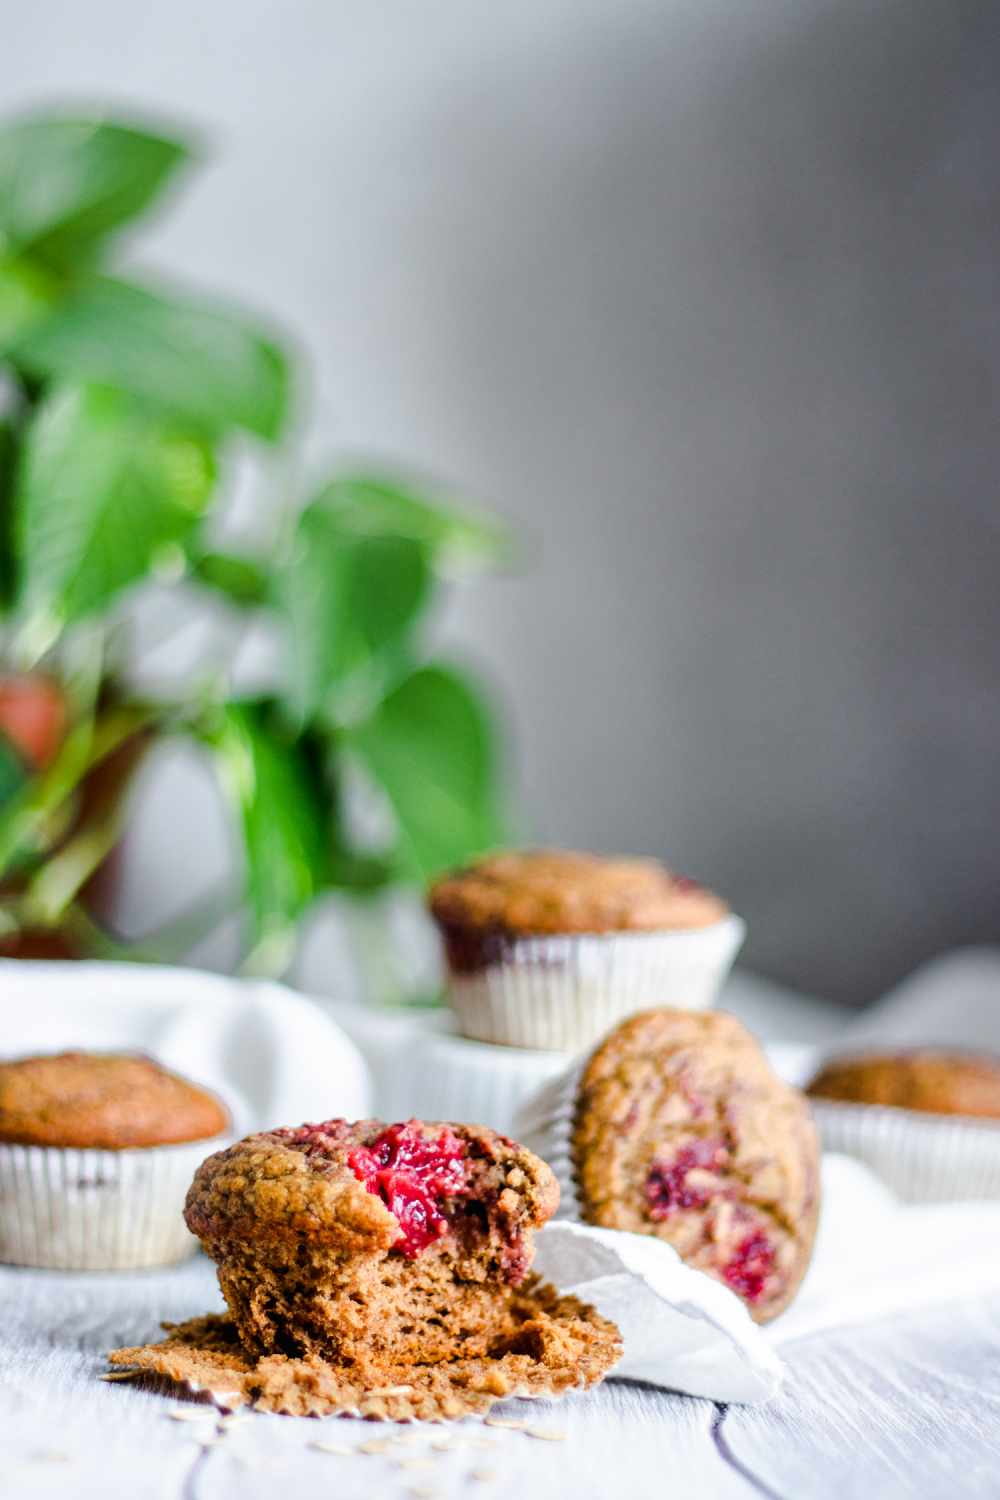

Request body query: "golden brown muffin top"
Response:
[429, 849, 728, 935]
[185, 1117, 558, 1271]
[807, 1050, 1000, 1118]
[0, 1051, 229, 1149]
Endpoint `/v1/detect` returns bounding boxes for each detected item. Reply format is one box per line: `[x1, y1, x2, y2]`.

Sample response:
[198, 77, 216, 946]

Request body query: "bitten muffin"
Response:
[0, 1052, 229, 1271]
[807, 1051, 1000, 1118]
[109, 1116, 622, 1418]
[430, 850, 744, 1051]
[0, 1051, 229, 1148]
[518, 1009, 820, 1323]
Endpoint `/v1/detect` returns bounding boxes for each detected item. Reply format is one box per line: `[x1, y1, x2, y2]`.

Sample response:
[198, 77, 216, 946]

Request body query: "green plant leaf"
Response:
[193, 551, 269, 606]
[345, 664, 504, 883]
[0, 733, 27, 815]
[12, 278, 289, 441]
[0, 254, 58, 346]
[0, 415, 18, 607]
[211, 703, 330, 962]
[0, 118, 189, 271]
[311, 477, 508, 574]
[16, 382, 214, 639]
[274, 498, 432, 722]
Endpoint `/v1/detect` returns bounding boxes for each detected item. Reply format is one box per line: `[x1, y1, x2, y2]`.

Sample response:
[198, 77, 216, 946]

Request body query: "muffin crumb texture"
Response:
[571, 1010, 820, 1323]
[108, 1287, 617, 1419]
[110, 1116, 621, 1417]
[807, 1051, 1000, 1117]
[430, 849, 728, 945]
[0, 1052, 228, 1149]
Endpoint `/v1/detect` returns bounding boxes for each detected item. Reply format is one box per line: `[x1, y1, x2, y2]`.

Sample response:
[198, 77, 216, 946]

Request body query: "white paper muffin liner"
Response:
[513, 1061, 585, 1219]
[446, 914, 745, 1052]
[808, 1099, 1000, 1204]
[0, 1134, 228, 1270]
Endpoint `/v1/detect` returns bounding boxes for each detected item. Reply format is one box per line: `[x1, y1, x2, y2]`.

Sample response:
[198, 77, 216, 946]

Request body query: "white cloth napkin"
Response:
[0, 958, 372, 1134]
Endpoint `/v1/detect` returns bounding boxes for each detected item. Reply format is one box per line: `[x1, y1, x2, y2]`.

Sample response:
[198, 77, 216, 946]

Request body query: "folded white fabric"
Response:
[768, 1152, 1000, 1345]
[0, 958, 371, 1132]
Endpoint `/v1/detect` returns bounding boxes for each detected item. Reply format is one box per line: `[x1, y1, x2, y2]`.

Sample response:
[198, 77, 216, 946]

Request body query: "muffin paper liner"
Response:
[107, 1289, 623, 1420]
[0, 1136, 228, 1270]
[513, 1062, 585, 1219]
[446, 915, 745, 1052]
[808, 1099, 1000, 1204]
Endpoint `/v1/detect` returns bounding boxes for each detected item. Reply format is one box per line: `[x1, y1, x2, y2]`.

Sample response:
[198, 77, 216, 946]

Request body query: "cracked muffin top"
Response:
[429, 849, 728, 936]
[0, 1051, 229, 1150]
[570, 1009, 820, 1323]
[185, 1117, 560, 1284]
[807, 1051, 1000, 1117]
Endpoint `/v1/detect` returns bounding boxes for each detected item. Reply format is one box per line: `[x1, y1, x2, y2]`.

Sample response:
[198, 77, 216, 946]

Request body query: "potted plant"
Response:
[0, 111, 508, 982]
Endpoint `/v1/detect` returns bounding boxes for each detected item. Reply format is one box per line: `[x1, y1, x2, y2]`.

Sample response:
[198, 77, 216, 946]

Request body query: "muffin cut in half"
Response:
[517, 1009, 821, 1324]
[110, 1117, 621, 1418]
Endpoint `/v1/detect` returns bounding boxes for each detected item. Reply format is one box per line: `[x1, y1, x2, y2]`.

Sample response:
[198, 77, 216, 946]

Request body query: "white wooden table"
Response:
[4, 1253, 1000, 1499]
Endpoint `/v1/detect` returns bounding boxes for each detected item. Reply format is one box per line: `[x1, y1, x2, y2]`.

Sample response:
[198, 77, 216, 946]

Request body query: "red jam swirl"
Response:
[347, 1120, 467, 1257]
[644, 1139, 730, 1217]
[722, 1231, 775, 1303]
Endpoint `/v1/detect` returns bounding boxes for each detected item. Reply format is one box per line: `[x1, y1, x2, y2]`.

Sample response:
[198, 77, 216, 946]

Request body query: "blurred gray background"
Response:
[3, 0, 999, 1007]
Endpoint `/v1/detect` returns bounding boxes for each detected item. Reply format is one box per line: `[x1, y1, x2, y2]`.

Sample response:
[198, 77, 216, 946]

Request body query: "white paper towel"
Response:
[531, 1219, 784, 1403]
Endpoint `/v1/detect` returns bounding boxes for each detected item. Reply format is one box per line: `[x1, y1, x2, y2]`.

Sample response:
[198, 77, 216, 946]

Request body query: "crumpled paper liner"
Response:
[513, 1062, 587, 1221]
[107, 1280, 622, 1421]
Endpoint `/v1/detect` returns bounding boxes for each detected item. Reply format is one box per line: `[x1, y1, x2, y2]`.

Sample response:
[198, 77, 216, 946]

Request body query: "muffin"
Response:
[109, 1115, 622, 1418]
[807, 1051, 1000, 1116]
[807, 1050, 1000, 1202]
[430, 849, 745, 1052]
[515, 1009, 821, 1323]
[0, 1051, 229, 1270]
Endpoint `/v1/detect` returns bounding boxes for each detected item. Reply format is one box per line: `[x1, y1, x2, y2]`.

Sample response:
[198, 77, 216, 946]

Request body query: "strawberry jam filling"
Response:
[644, 1139, 730, 1217]
[347, 1121, 468, 1257]
[722, 1231, 775, 1303]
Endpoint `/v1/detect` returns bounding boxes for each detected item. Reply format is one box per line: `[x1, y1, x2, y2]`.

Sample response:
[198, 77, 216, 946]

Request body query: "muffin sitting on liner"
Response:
[807, 1049, 1000, 1203]
[0, 1051, 229, 1270]
[109, 1114, 622, 1418]
[515, 1008, 821, 1323]
[430, 849, 745, 1052]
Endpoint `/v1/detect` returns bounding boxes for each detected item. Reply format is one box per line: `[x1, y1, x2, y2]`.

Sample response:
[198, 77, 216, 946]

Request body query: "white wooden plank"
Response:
[196, 1382, 759, 1500]
[720, 1295, 1000, 1499]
